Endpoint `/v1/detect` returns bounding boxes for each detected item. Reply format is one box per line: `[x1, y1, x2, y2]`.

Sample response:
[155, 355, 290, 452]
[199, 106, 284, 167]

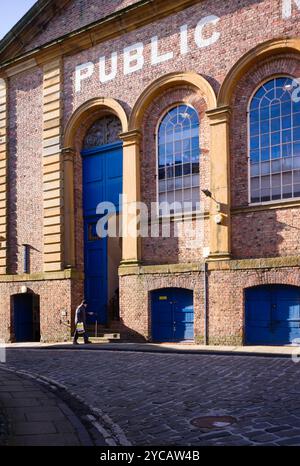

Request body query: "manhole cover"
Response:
[191, 416, 237, 429]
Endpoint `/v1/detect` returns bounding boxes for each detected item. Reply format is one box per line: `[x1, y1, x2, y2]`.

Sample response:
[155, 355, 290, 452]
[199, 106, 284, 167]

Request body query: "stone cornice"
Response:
[119, 256, 300, 276]
[0, 269, 84, 283]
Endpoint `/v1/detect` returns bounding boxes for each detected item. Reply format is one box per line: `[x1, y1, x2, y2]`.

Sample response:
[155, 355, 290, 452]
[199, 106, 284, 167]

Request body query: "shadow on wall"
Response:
[142, 222, 180, 265]
[231, 210, 292, 259]
[110, 318, 148, 342]
[8, 71, 43, 274]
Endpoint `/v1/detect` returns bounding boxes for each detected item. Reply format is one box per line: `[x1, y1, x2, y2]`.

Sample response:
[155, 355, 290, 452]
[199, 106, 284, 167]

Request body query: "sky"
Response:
[0, 0, 37, 39]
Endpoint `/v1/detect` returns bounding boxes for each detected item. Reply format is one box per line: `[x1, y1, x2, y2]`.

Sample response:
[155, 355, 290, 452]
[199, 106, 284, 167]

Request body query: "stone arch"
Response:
[218, 38, 300, 107]
[242, 270, 300, 290]
[64, 97, 128, 149]
[62, 98, 128, 269]
[129, 71, 217, 131]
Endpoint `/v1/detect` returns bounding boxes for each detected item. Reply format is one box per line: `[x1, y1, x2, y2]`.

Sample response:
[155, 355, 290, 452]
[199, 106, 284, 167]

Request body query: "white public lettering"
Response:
[151, 36, 174, 65]
[194, 15, 220, 48]
[123, 43, 144, 75]
[282, 0, 300, 18]
[99, 52, 118, 83]
[75, 62, 94, 92]
[180, 24, 189, 55]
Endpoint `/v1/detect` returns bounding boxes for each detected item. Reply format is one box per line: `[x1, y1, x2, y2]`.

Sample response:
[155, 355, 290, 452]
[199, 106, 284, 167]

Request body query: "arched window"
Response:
[157, 105, 200, 215]
[249, 77, 300, 203]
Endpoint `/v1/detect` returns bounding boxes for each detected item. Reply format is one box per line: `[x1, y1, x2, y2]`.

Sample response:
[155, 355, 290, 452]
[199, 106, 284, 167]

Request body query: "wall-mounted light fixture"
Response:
[201, 189, 221, 212]
[202, 189, 223, 224]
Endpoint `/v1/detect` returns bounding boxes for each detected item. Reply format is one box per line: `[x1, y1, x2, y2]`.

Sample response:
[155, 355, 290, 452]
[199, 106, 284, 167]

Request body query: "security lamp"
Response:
[202, 189, 212, 198]
[202, 189, 221, 213]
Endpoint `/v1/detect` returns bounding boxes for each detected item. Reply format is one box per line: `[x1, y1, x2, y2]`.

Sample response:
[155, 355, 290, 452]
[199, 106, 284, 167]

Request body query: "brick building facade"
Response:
[0, 0, 300, 344]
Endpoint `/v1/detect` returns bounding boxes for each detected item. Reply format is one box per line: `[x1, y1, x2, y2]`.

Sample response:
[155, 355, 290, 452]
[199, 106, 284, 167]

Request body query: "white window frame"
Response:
[248, 73, 300, 206]
[155, 103, 202, 219]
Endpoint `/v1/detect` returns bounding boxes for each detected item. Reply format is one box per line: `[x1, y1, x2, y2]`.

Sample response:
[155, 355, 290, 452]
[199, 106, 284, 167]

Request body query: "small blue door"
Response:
[14, 294, 34, 342]
[152, 288, 194, 342]
[82, 142, 123, 324]
[245, 285, 300, 345]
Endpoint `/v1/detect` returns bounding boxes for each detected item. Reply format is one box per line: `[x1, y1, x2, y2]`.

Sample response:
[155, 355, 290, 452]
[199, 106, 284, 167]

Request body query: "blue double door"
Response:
[82, 142, 123, 324]
[245, 285, 300, 345]
[152, 288, 194, 342]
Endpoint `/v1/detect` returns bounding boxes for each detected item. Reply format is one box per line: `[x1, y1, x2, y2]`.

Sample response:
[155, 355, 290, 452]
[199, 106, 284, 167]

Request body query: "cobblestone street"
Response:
[1, 348, 300, 446]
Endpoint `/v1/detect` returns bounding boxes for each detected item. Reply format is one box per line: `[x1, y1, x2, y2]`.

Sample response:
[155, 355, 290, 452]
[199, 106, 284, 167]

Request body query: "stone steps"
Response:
[86, 330, 121, 342]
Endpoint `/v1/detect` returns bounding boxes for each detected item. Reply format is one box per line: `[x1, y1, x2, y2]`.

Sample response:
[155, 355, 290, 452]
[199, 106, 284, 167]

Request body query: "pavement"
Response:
[5, 341, 300, 357]
[0, 368, 104, 446]
[1, 344, 300, 446]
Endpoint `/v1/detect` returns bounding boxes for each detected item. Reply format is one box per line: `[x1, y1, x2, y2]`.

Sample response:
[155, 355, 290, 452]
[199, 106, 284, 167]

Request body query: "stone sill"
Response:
[119, 256, 300, 276]
[0, 269, 84, 283]
[232, 198, 300, 215]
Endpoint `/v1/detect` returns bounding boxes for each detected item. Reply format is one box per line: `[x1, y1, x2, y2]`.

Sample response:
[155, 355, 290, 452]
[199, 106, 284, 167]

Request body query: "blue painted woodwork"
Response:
[82, 142, 123, 324]
[152, 288, 194, 342]
[14, 294, 34, 342]
[245, 285, 300, 345]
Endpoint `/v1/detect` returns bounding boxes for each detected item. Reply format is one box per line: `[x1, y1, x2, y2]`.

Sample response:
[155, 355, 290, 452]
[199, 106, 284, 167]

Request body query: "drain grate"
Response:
[191, 416, 237, 429]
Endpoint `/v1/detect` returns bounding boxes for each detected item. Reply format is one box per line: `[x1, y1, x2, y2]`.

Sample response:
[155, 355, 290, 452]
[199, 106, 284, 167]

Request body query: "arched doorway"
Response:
[81, 115, 123, 324]
[245, 285, 300, 345]
[151, 288, 194, 342]
[13, 293, 40, 342]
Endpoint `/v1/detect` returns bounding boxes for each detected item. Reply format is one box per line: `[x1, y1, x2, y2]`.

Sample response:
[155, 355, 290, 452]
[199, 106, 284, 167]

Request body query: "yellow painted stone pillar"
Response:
[206, 106, 232, 260]
[43, 59, 64, 272]
[62, 147, 76, 269]
[0, 78, 7, 275]
[119, 130, 142, 265]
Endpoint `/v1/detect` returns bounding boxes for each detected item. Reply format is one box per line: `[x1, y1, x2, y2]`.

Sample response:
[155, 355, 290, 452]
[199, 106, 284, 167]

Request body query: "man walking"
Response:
[73, 300, 94, 345]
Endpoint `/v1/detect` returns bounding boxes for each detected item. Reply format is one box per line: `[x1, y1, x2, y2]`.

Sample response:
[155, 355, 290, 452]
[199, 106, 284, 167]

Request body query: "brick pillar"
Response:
[119, 130, 142, 265]
[0, 79, 7, 275]
[207, 106, 232, 260]
[42, 59, 64, 272]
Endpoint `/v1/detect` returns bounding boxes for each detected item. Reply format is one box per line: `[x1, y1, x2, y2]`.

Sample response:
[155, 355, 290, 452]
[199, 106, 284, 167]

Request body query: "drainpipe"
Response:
[203, 261, 209, 345]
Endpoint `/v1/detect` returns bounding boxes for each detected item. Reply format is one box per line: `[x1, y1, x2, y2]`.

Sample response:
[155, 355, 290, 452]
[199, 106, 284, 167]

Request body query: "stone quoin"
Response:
[0, 0, 300, 346]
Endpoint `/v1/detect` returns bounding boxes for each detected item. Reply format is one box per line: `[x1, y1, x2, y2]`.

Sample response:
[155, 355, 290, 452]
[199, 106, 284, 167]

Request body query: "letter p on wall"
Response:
[75, 62, 95, 92]
[282, 0, 300, 18]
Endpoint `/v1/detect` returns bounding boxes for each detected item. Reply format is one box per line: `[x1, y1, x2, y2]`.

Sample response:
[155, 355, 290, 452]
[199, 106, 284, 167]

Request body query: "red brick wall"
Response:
[8, 67, 44, 274]
[25, 0, 138, 52]
[63, 0, 300, 126]
[141, 86, 210, 264]
[3, 0, 300, 343]
[230, 55, 300, 258]
[119, 272, 205, 341]
[0, 279, 74, 343]
[232, 208, 300, 259]
[60, 0, 300, 265]
[208, 266, 300, 345]
[7, 2, 300, 271]
[119, 266, 300, 344]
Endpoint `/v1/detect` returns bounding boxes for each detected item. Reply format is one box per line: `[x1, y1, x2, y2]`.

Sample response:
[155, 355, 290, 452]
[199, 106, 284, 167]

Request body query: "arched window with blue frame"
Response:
[157, 104, 200, 215]
[249, 77, 300, 203]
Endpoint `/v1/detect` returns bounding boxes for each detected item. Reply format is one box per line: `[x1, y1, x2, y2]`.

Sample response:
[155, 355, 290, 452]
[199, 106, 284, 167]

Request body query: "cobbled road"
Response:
[4, 348, 300, 446]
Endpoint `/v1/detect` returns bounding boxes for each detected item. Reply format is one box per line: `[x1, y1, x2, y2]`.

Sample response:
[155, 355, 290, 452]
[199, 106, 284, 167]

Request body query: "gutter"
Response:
[203, 261, 208, 345]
